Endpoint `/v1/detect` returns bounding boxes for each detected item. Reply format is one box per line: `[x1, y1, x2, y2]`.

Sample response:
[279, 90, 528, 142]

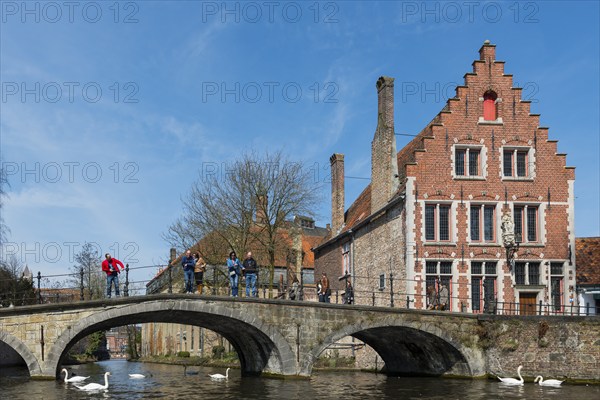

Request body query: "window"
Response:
[550, 262, 564, 313]
[379, 273, 386, 290]
[455, 148, 481, 177]
[514, 205, 539, 243]
[514, 262, 541, 285]
[342, 242, 351, 276]
[470, 204, 496, 242]
[425, 204, 451, 242]
[483, 91, 498, 121]
[503, 148, 531, 178]
[471, 261, 497, 313]
[425, 261, 453, 310]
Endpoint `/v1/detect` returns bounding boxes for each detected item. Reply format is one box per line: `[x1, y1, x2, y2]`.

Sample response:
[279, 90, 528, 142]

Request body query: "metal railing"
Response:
[1, 266, 597, 317]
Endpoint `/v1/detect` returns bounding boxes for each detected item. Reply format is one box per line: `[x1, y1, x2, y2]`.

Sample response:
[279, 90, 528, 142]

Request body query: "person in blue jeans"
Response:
[242, 251, 258, 297]
[181, 250, 196, 294]
[102, 253, 124, 298]
[227, 251, 242, 297]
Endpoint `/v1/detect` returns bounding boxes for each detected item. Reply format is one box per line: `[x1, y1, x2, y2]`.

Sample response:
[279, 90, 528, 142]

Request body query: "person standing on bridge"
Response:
[102, 253, 124, 298]
[193, 252, 207, 295]
[319, 272, 330, 303]
[181, 250, 196, 294]
[242, 251, 258, 297]
[227, 251, 242, 297]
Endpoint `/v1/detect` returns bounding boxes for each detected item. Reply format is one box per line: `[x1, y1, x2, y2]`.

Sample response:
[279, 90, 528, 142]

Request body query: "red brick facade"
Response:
[314, 42, 576, 313]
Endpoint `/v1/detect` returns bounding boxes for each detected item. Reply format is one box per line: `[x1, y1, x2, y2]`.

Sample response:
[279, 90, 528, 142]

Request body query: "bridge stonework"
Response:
[0, 295, 598, 381]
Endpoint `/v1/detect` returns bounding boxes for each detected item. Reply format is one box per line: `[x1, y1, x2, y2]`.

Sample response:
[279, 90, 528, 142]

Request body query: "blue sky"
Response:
[1, 1, 598, 288]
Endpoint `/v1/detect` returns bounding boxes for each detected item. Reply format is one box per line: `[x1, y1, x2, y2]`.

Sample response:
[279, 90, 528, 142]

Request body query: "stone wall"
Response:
[353, 204, 405, 307]
[481, 315, 600, 382]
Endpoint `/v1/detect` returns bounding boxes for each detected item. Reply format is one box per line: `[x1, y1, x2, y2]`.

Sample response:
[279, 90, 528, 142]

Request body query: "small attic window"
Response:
[483, 90, 498, 121]
[295, 215, 315, 229]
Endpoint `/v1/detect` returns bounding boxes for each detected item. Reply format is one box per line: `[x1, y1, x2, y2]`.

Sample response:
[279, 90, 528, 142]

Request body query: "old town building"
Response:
[314, 41, 576, 315]
[141, 215, 328, 357]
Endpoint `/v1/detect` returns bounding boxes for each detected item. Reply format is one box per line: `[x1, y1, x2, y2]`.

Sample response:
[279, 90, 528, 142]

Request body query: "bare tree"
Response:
[69, 242, 104, 300]
[0, 165, 9, 247]
[165, 150, 321, 293]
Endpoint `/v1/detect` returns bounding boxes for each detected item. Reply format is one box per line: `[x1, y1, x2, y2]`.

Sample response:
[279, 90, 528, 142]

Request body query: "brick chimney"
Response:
[330, 153, 345, 234]
[256, 194, 268, 224]
[371, 76, 399, 213]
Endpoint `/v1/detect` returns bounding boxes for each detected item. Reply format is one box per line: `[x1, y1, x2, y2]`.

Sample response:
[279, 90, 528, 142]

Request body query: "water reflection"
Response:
[0, 360, 598, 400]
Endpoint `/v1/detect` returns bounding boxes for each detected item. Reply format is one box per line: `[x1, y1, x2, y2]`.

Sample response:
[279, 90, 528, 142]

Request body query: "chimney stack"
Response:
[371, 76, 399, 213]
[256, 194, 268, 224]
[330, 153, 345, 234]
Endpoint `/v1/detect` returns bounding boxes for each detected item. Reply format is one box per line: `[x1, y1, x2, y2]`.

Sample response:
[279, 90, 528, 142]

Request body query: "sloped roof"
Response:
[576, 237, 600, 286]
[149, 220, 329, 286]
[334, 120, 435, 238]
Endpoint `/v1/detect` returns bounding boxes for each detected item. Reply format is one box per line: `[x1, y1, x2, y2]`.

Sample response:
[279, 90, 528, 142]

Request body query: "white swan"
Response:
[76, 372, 111, 391]
[128, 373, 146, 379]
[497, 365, 524, 385]
[61, 368, 89, 383]
[208, 367, 230, 380]
[535, 375, 564, 386]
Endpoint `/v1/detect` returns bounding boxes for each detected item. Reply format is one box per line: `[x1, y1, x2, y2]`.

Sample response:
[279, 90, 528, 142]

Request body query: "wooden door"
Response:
[519, 292, 537, 315]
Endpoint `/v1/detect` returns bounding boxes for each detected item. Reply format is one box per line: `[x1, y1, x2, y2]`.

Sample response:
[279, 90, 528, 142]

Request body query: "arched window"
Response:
[483, 90, 498, 121]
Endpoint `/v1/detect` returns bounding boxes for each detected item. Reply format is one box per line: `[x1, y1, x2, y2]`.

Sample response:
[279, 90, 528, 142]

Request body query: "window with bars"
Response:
[470, 204, 496, 242]
[528, 263, 540, 285]
[425, 204, 451, 242]
[379, 273, 385, 290]
[471, 261, 497, 312]
[550, 262, 564, 313]
[515, 261, 540, 285]
[515, 262, 526, 285]
[455, 147, 482, 177]
[342, 242, 351, 276]
[514, 205, 539, 243]
[503, 148, 531, 178]
[425, 261, 453, 310]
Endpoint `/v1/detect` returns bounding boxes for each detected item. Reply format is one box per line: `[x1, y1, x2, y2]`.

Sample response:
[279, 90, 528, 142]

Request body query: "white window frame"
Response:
[452, 144, 487, 179]
[501, 146, 535, 180]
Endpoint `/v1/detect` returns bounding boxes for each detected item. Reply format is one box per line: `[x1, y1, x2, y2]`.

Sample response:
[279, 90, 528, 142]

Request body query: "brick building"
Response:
[314, 41, 576, 315]
[576, 237, 600, 315]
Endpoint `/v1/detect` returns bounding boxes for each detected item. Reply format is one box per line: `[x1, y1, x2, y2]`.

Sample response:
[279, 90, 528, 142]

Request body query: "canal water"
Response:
[1, 360, 598, 399]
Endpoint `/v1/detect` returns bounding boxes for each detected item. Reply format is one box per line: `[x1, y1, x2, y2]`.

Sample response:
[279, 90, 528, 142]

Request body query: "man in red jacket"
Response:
[102, 253, 124, 298]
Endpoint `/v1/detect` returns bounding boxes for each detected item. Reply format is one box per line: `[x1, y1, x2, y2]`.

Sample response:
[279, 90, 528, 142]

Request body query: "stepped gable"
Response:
[334, 41, 575, 241]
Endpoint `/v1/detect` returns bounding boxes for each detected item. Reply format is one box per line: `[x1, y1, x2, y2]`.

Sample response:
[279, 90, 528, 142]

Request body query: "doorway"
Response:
[519, 292, 537, 315]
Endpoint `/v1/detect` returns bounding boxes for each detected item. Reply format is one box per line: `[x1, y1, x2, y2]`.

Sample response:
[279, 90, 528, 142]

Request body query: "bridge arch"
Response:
[0, 331, 42, 376]
[306, 318, 484, 377]
[45, 299, 296, 378]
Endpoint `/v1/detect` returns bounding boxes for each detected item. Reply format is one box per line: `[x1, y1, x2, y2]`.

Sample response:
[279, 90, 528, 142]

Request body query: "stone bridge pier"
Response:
[0, 295, 487, 379]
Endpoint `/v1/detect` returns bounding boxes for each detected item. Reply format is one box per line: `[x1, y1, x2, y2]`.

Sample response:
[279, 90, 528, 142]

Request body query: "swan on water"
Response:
[76, 372, 111, 391]
[534, 375, 564, 386]
[128, 374, 146, 379]
[183, 365, 199, 375]
[208, 368, 230, 380]
[61, 368, 89, 383]
[497, 365, 524, 385]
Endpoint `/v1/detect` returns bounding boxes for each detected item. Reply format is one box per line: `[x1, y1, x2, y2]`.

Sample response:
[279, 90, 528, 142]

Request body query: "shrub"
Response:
[177, 351, 190, 358]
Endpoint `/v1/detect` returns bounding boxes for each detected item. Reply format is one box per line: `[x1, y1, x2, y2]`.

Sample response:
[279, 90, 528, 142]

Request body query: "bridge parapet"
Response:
[0, 295, 598, 381]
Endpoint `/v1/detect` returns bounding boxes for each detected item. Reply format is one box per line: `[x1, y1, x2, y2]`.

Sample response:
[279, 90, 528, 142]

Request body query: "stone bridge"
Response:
[0, 295, 598, 381]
